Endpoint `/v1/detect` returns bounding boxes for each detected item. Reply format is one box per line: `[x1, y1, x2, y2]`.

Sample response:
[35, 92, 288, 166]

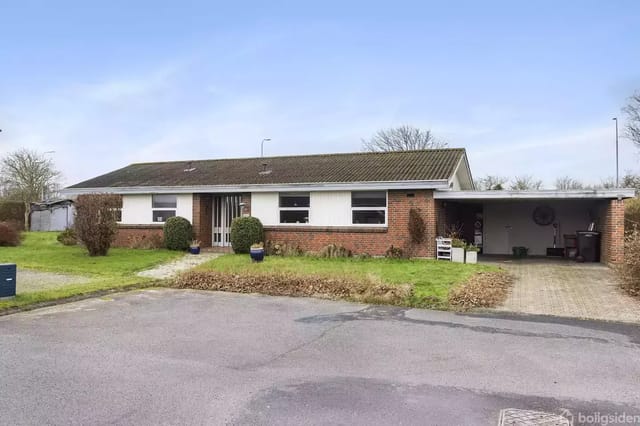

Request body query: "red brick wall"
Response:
[263, 190, 438, 257]
[600, 199, 625, 264]
[193, 193, 213, 247]
[114, 225, 164, 247]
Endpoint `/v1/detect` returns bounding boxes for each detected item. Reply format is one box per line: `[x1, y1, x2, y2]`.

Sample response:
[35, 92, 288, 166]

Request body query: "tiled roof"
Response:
[68, 149, 466, 188]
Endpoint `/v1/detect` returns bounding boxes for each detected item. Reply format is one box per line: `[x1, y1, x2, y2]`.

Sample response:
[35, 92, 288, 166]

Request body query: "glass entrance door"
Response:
[212, 195, 242, 246]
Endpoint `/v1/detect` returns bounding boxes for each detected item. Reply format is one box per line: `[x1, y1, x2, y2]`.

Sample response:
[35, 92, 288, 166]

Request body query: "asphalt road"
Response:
[1, 289, 639, 425]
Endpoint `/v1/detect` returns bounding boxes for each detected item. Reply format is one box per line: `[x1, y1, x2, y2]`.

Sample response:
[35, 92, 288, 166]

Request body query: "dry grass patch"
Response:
[448, 271, 513, 310]
[173, 270, 413, 305]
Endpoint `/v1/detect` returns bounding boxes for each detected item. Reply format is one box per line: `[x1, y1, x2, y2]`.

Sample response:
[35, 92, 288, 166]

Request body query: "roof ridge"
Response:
[129, 148, 466, 167]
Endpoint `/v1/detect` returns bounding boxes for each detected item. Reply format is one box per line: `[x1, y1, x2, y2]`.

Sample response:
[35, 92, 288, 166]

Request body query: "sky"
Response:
[1, 0, 639, 188]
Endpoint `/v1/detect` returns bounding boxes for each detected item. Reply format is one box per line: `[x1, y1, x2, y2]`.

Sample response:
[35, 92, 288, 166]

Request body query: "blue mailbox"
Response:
[0, 263, 16, 298]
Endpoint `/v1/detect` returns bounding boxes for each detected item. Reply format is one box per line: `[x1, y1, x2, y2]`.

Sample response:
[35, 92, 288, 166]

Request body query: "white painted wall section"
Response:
[251, 192, 279, 225]
[121, 194, 193, 224]
[309, 191, 351, 226]
[483, 200, 597, 255]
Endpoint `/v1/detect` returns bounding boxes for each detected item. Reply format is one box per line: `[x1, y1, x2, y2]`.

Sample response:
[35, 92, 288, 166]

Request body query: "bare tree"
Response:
[622, 173, 640, 193]
[475, 175, 508, 191]
[0, 149, 61, 229]
[510, 175, 543, 190]
[362, 125, 447, 152]
[623, 91, 640, 148]
[554, 176, 584, 190]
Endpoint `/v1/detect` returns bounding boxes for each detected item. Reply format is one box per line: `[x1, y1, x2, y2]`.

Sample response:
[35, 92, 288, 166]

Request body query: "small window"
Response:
[279, 192, 310, 208]
[152, 194, 177, 208]
[152, 194, 177, 222]
[351, 191, 386, 207]
[279, 192, 310, 224]
[351, 191, 387, 225]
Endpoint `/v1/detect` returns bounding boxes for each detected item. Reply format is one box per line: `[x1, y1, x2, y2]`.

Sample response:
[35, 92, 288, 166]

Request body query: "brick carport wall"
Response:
[260, 190, 439, 257]
[600, 198, 625, 265]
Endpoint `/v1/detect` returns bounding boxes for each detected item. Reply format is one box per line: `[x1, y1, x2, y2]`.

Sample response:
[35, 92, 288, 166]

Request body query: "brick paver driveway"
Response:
[485, 258, 640, 323]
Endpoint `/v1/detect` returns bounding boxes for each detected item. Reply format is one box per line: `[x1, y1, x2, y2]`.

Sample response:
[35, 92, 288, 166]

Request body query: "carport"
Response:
[434, 189, 635, 265]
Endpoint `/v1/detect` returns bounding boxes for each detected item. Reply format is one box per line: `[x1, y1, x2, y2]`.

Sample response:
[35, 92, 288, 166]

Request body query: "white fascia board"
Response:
[61, 180, 450, 196]
[434, 189, 636, 200]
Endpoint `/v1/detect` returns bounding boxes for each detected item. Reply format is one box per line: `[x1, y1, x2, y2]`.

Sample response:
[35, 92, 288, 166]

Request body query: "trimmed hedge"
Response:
[164, 216, 193, 251]
[0, 202, 25, 229]
[0, 221, 22, 246]
[230, 216, 264, 253]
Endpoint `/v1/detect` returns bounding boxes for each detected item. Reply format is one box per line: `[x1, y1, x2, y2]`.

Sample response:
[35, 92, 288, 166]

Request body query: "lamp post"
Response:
[261, 138, 271, 157]
[612, 117, 619, 188]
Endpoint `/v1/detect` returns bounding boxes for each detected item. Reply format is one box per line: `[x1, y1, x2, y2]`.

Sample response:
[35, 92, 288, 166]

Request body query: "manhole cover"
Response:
[498, 408, 571, 426]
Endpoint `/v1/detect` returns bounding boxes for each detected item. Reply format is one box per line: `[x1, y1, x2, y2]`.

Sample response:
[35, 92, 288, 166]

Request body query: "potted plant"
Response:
[465, 244, 480, 264]
[249, 242, 265, 262]
[189, 240, 201, 255]
[451, 238, 466, 263]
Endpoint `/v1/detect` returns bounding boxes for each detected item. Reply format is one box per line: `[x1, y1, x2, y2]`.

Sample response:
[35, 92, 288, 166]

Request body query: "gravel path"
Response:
[137, 253, 221, 279]
[16, 270, 91, 293]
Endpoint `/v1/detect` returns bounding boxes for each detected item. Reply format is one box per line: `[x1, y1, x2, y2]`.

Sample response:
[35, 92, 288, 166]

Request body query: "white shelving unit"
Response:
[436, 238, 452, 261]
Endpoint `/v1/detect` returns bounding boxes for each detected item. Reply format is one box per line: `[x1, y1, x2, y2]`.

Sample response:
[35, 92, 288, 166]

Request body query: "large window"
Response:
[279, 192, 309, 224]
[351, 191, 386, 225]
[152, 194, 177, 222]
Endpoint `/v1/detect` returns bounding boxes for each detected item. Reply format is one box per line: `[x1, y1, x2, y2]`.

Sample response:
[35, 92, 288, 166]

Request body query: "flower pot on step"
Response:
[465, 251, 478, 264]
[451, 247, 465, 263]
[249, 247, 265, 262]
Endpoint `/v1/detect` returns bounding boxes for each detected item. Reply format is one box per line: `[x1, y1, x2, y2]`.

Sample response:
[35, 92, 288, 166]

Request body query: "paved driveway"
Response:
[1, 289, 639, 425]
[488, 259, 640, 323]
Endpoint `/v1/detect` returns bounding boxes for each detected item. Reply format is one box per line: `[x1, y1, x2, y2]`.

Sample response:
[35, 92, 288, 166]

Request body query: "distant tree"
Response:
[622, 173, 640, 194]
[510, 175, 543, 190]
[0, 149, 61, 229]
[475, 175, 508, 191]
[554, 176, 584, 190]
[362, 125, 447, 152]
[598, 178, 616, 189]
[623, 91, 640, 148]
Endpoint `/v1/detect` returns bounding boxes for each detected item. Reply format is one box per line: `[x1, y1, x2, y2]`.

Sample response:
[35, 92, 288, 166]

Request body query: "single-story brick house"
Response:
[62, 149, 634, 264]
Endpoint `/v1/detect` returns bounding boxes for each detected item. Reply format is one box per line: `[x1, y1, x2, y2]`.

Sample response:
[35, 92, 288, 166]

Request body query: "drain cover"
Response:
[498, 408, 571, 426]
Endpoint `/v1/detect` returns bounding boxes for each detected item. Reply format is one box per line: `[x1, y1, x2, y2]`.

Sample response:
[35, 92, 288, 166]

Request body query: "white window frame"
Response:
[278, 192, 310, 225]
[351, 190, 388, 226]
[152, 194, 177, 223]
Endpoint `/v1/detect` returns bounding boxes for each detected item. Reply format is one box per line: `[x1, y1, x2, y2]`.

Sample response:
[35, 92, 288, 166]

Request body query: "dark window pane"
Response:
[351, 191, 386, 207]
[152, 194, 177, 208]
[280, 210, 309, 223]
[113, 208, 122, 222]
[352, 210, 385, 225]
[152, 210, 176, 222]
[279, 193, 310, 208]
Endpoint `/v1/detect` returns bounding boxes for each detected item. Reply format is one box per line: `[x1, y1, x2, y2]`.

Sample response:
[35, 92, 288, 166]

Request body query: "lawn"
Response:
[0, 232, 183, 311]
[199, 254, 498, 307]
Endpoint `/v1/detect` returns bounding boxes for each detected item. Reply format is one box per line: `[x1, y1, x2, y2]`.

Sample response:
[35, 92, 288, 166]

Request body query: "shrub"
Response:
[0, 221, 21, 246]
[448, 271, 513, 310]
[619, 228, 640, 297]
[266, 241, 303, 256]
[625, 198, 640, 233]
[385, 245, 404, 259]
[127, 233, 164, 249]
[74, 194, 121, 256]
[230, 216, 264, 253]
[408, 208, 426, 244]
[0, 202, 25, 230]
[163, 216, 193, 251]
[57, 228, 78, 246]
[318, 243, 352, 258]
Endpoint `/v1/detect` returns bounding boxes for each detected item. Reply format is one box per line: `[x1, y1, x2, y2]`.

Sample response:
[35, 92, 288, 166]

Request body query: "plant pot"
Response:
[249, 248, 265, 262]
[451, 247, 465, 263]
[465, 251, 478, 264]
[189, 247, 201, 255]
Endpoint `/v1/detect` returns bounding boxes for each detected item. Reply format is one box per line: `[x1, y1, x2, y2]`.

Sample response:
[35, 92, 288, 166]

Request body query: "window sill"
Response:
[264, 225, 388, 233]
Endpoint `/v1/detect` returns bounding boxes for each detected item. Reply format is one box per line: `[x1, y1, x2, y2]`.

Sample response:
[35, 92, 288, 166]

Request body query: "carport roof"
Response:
[433, 189, 636, 200]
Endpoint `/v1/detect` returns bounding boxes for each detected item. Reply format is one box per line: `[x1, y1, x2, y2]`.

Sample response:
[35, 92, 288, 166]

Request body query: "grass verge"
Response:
[194, 254, 502, 309]
[0, 232, 183, 312]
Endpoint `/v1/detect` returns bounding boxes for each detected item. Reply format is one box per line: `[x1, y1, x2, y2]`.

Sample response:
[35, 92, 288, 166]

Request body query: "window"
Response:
[152, 194, 177, 222]
[351, 191, 386, 225]
[279, 192, 309, 224]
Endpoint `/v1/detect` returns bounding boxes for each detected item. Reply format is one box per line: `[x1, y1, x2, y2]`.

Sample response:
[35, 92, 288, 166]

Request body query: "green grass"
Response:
[200, 254, 498, 307]
[0, 232, 183, 310]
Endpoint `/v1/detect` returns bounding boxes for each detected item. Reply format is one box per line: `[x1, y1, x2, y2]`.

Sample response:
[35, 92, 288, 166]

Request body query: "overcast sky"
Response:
[1, 0, 639, 187]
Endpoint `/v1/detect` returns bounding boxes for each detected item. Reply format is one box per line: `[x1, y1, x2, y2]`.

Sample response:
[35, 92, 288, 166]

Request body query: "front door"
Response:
[212, 195, 242, 246]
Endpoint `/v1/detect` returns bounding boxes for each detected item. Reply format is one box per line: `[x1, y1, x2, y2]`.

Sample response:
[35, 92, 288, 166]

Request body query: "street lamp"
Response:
[613, 117, 619, 187]
[261, 138, 271, 157]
